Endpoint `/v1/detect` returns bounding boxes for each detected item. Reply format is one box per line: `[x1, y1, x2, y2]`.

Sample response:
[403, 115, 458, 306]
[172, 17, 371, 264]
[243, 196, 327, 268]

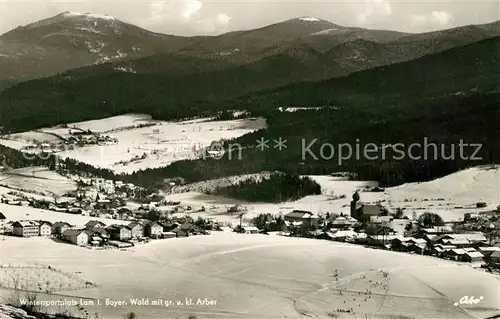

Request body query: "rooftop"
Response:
[63, 229, 87, 237]
[85, 220, 105, 227]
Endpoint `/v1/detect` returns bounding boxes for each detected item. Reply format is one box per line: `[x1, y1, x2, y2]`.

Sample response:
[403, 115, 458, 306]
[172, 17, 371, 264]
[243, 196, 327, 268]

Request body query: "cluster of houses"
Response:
[21, 131, 118, 154]
[0, 212, 6, 233]
[0, 177, 156, 220]
[6, 218, 201, 247]
[250, 192, 500, 270]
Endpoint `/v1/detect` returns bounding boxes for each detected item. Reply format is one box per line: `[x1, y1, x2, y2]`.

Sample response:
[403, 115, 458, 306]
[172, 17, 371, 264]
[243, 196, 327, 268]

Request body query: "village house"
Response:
[284, 210, 320, 228]
[464, 212, 481, 222]
[174, 222, 194, 237]
[4, 221, 14, 233]
[116, 207, 132, 220]
[85, 220, 106, 229]
[0, 212, 6, 233]
[68, 208, 83, 215]
[162, 222, 179, 232]
[128, 222, 144, 238]
[285, 220, 304, 228]
[429, 244, 457, 257]
[39, 221, 52, 236]
[332, 230, 361, 242]
[51, 222, 72, 236]
[89, 235, 103, 246]
[370, 216, 394, 224]
[489, 251, 500, 264]
[62, 229, 89, 246]
[315, 230, 336, 240]
[12, 221, 40, 237]
[241, 226, 259, 234]
[162, 231, 176, 239]
[367, 235, 398, 247]
[107, 225, 132, 241]
[441, 233, 487, 248]
[145, 221, 163, 238]
[443, 248, 477, 261]
[421, 226, 454, 238]
[49, 204, 68, 212]
[389, 219, 412, 236]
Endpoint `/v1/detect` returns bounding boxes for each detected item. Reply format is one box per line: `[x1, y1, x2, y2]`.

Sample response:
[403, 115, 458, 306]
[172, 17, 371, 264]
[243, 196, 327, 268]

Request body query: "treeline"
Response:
[251, 213, 286, 232]
[1, 92, 498, 190]
[0, 144, 121, 182]
[208, 173, 321, 203]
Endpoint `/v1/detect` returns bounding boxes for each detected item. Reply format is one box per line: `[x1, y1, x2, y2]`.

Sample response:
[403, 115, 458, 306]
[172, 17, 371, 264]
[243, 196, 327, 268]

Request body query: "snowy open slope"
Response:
[163, 174, 377, 225]
[61, 12, 116, 21]
[166, 166, 499, 224]
[0, 233, 498, 319]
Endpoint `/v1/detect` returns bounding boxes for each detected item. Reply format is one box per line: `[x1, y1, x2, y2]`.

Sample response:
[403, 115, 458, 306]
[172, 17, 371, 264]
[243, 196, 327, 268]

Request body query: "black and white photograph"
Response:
[0, 0, 499, 318]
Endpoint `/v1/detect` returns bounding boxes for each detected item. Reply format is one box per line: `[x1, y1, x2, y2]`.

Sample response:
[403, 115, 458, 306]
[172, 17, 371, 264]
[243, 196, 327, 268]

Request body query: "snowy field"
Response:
[0, 204, 129, 228]
[0, 167, 76, 197]
[0, 233, 498, 319]
[0, 165, 496, 227]
[0, 114, 266, 174]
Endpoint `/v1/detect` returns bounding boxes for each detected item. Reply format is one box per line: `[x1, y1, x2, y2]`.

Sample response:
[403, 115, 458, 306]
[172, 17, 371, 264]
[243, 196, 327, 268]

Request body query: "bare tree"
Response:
[51, 192, 60, 205]
[237, 206, 248, 231]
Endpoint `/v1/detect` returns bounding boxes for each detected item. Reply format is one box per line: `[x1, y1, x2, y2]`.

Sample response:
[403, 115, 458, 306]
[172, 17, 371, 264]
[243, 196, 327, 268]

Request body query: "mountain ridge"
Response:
[0, 11, 196, 90]
[1, 12, 498, 91]
[118, 37, 499, 186]
[0, 12, 422, 90]
[0, 36, 498, 133]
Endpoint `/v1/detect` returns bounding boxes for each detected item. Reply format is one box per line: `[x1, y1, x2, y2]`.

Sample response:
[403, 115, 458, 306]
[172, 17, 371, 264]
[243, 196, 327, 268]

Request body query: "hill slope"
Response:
[0, 14, 406, 90]
[120, 37, 500, 186]
[1, 233, 499, 319]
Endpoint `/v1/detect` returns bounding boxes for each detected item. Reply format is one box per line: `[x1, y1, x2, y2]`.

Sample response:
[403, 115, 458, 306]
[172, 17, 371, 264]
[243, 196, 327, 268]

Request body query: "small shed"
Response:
[463, 251, 484, 263]
[241, 226, 259, 234]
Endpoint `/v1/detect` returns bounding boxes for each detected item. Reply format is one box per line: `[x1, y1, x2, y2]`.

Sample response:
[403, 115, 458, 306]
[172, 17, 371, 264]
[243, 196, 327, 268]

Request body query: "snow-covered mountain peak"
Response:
[61, 11, 116, 21]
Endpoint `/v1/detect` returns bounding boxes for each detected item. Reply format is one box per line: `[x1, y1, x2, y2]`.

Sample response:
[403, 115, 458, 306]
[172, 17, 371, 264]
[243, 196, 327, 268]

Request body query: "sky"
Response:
[0, 0, 498, 36]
